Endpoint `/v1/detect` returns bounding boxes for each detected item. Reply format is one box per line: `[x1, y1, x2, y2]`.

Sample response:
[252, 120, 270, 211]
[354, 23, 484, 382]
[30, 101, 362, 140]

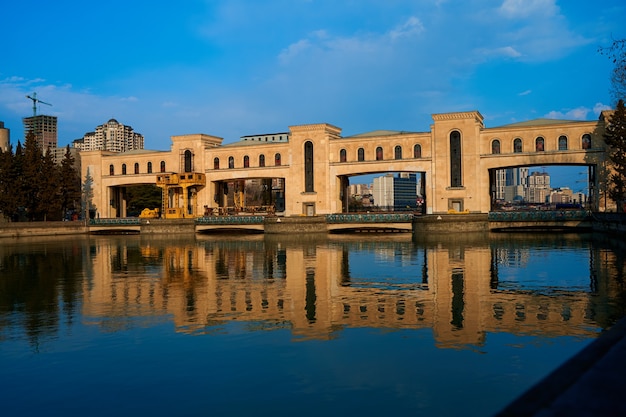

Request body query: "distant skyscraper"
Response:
[73, 118, 144, 153]
[23, 115, 58, 150]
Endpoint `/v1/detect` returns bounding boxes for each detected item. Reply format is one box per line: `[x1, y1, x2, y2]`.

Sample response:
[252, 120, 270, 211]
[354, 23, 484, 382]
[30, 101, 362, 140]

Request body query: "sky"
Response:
[1, 0, 624, 189]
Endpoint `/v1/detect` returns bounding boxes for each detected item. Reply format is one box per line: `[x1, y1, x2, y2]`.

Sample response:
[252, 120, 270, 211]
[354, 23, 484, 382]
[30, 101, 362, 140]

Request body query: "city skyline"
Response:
[0, 1, 623, 149]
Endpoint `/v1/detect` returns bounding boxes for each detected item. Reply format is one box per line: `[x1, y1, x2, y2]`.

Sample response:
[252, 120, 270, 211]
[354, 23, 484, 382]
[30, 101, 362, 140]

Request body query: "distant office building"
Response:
[504, 184, 525, 203]
[348, 183, 371, 198]
[394, 173, 418, 210]
[549, 187, 574, 205]
[0, 121, 9, 152]
[23, 115, 58, 150]
[495, 167, 529, 201]
[73, 119, 144, 153]
[49, 145, 81, 168]
[373, 173, 417, 211]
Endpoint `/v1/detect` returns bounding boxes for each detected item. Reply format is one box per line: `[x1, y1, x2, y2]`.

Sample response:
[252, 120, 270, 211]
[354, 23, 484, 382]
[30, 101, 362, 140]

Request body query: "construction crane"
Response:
[25, 92, 52, 116]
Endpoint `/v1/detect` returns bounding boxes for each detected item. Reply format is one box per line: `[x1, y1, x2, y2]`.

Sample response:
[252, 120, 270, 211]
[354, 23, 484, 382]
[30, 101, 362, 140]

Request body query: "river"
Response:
[1, 232, 625, 416]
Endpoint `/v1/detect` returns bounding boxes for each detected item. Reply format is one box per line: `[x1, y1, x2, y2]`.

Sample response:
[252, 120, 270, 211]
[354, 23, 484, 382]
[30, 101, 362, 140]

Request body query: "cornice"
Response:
[432, 111, 484, 124]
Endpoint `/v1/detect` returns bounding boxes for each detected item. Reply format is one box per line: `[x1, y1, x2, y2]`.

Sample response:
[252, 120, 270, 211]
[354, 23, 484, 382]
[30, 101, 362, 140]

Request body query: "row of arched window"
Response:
[491, 134, 592, 154]
[109, 161, 166, 176]
[339, 144, 423, 162]
[214, 153, 282, 169]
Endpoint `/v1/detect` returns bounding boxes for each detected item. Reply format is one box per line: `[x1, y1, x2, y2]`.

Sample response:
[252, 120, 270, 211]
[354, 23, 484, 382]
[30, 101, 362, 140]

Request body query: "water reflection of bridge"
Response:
[80, 234, 621, 348]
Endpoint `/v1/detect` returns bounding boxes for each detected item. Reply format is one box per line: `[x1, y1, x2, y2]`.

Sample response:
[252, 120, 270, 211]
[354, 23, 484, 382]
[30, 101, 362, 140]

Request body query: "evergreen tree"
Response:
[82, 168, 95, 220]
[22, 131, 44, 220]
[10, 141, 26, 221]
[604, 99, 626, 212]
[58, 145, 81, 220]
[0, 146, 12, 220]
[39, 148, 61, 220]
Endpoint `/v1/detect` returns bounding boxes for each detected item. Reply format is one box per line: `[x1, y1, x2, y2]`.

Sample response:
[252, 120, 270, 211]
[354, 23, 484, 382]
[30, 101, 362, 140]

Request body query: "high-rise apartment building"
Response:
[23, 115, 58, 150]
[73, 119, 144, 153]
[526, 171, 550, 203]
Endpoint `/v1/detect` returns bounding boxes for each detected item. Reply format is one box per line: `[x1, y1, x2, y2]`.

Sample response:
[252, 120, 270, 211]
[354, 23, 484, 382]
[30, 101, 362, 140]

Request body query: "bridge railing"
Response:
[488, 210, 590, 222]
[326, 213, 415, 223]
[89, 218, 142, 225]
[196, 215, 265, 225]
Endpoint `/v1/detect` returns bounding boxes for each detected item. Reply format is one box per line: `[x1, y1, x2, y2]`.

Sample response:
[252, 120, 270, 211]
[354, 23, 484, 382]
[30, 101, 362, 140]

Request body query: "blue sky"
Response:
[1, 0, 624, 188]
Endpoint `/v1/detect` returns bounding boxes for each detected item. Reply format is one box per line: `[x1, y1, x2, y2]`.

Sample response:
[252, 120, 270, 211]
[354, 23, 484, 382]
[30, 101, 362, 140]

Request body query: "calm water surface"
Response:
[1, 232, 625, 416]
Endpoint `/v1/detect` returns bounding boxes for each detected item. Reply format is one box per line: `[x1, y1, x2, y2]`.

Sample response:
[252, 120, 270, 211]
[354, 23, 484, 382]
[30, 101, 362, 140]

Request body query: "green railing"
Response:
[89, 218, 141, 225]
[326, 213, 414, 223]
[488, 210, 589, 222]
[196, 216, 265, 225]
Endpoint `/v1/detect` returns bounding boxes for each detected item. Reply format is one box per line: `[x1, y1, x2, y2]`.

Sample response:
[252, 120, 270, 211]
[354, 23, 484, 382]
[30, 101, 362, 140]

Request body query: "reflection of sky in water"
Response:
[497, 247, 591, 293]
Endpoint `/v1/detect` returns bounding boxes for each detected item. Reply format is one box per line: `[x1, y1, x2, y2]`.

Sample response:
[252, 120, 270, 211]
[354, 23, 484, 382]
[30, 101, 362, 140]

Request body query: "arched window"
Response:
[275, 153, 281, 166]
[535, 137, 545, 152]
[122, 164, 127, 175]
[243, 155, 250, 168]
[213, 157, 220, 170]
[109, 164, 114, 176]
[147, 162, 152, 173]
[582, 134, 591, 149]
[160, 161, 166, 173]
[304, 141, 314, 192]
[413, 144, 422, 158]
[134, 163, 139, 174]
[558, 135, 568, 151]
[357, 148, 365, 161]
[394, 145, 402, 160]
[376, 146, 383, 161]
[491, 139, 501, 154]
[340, 149, 347, 162]
[259, 154, 265, 167]
[228, 156, 234, 169]
[184, 150, 192, 172]
[450, 131, 462, 187]
[514, 138, 523, 153]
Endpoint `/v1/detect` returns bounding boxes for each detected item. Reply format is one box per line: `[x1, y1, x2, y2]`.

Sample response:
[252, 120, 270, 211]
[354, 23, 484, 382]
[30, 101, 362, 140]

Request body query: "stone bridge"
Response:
[79, 109, 613, 220]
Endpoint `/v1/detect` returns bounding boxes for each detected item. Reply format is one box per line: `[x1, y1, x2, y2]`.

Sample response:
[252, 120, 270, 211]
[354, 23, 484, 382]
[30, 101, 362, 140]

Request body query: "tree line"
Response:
[0, 131, 81, 221]
[601, 39, 626, 211]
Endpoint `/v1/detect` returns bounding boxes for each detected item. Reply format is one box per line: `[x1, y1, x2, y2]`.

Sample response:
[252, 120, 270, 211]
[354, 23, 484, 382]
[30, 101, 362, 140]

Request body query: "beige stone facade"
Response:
[79, 110, 610, 218]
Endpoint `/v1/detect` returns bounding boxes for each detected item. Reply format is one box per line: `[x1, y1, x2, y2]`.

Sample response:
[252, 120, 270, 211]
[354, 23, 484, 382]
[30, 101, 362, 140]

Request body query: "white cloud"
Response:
[388, 17, 425, 40]
[499, 0, 559, 19]
[544, 107, 590, 120]
[278, 39, 312, 64]
[593, 102, 612, 113]
[474, 46, 522, 60]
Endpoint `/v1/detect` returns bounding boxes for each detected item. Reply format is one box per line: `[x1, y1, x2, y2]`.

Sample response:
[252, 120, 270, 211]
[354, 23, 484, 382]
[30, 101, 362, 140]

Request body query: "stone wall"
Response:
[140, 218, 196, 235]
[0, 221, 88, 238]
[264, 216, 327, 234]
[413, 214, 489, 233]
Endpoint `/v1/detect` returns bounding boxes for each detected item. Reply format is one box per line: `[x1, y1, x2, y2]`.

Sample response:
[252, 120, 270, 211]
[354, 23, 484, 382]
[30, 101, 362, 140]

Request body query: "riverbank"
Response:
[0, 212, 625, 238]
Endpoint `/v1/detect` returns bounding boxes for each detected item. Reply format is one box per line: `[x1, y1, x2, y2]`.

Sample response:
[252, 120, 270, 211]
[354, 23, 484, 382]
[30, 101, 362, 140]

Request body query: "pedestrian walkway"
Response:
[495, 316, 626, 416]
